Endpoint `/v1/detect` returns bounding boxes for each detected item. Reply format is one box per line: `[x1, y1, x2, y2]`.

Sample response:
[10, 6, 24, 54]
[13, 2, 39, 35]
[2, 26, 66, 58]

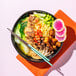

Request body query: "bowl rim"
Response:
[11, 10, 63, 63]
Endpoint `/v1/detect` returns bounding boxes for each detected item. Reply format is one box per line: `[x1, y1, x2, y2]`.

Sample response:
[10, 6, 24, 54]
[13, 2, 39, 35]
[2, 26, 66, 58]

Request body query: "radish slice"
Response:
[55, 35, 67, 42]
[56, 27, 66, 37]
[53, 19, 64, 32]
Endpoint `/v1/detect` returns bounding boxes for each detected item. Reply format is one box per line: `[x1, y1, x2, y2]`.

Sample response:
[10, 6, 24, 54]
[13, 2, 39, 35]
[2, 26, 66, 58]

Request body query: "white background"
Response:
[0, 0, 76, 76]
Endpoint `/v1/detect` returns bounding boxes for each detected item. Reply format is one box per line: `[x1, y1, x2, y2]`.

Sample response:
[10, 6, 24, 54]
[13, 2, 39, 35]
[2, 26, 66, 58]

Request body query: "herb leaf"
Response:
[19, 21, 27, 38]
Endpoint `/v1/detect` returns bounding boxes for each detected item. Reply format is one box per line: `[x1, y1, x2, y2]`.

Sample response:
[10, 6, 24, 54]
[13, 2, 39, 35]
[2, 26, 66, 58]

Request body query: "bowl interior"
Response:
[11, 10, 63, 63]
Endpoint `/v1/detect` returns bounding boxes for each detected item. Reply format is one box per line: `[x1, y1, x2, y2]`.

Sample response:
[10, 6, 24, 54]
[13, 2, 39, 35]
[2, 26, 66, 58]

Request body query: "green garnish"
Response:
[33, 12, 54, 28]
[19, 21, 27, 38]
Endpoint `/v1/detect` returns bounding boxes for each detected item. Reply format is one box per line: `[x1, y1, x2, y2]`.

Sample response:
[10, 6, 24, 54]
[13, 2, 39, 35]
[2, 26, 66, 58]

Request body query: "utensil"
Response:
[7, 28, 53, 66]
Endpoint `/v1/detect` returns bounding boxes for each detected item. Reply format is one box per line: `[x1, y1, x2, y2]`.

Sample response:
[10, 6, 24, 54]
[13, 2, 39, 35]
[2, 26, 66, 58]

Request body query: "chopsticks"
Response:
[28, 45, 52, 66]
[7, 28, 52, 66]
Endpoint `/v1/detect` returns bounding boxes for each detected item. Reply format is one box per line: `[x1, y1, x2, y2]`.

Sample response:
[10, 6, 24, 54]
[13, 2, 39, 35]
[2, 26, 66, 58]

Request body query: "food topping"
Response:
[29, 15, 36, 22]
[53, 19, 67, 42]
[49, 29, 55, 36]
[56, 42, 61, 47]
[52, 38, 58, 44]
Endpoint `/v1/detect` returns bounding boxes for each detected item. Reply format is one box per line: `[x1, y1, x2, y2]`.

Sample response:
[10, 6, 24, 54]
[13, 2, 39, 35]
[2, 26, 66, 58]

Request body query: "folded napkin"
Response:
[16, 10, 76, 76]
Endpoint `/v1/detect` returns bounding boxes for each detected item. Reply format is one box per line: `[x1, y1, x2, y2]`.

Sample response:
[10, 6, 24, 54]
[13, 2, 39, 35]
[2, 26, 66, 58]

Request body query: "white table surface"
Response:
[0, 0, 76, 76]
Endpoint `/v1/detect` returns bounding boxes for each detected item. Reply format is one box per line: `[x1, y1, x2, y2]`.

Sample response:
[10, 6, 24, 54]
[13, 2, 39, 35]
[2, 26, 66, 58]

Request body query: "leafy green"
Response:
[14, 21, 29, 54]
[19, 21, 27, 38]
[14, 23, 21, 44]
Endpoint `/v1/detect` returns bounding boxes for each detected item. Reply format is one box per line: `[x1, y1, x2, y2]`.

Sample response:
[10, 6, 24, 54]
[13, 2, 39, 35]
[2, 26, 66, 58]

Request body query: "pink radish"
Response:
[55, 35, 66, 42]
[56, 27, 66, 37]
[53, 19, 64, 32]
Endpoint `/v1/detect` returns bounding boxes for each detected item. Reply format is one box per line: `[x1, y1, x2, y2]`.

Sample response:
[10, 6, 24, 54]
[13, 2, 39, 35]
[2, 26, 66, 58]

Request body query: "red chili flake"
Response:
[35, 40, 37, 43]
[34, 38, 37, 43]
[37, 31, 39, 34]
[40, 35, 43, 37]
[37, 29, 40, 32]
[39, 30, 42, 33]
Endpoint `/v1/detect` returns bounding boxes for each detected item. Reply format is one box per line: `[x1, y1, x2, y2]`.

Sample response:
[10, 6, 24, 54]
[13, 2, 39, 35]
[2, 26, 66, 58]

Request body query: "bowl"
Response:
[11, 10, 63, 63]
